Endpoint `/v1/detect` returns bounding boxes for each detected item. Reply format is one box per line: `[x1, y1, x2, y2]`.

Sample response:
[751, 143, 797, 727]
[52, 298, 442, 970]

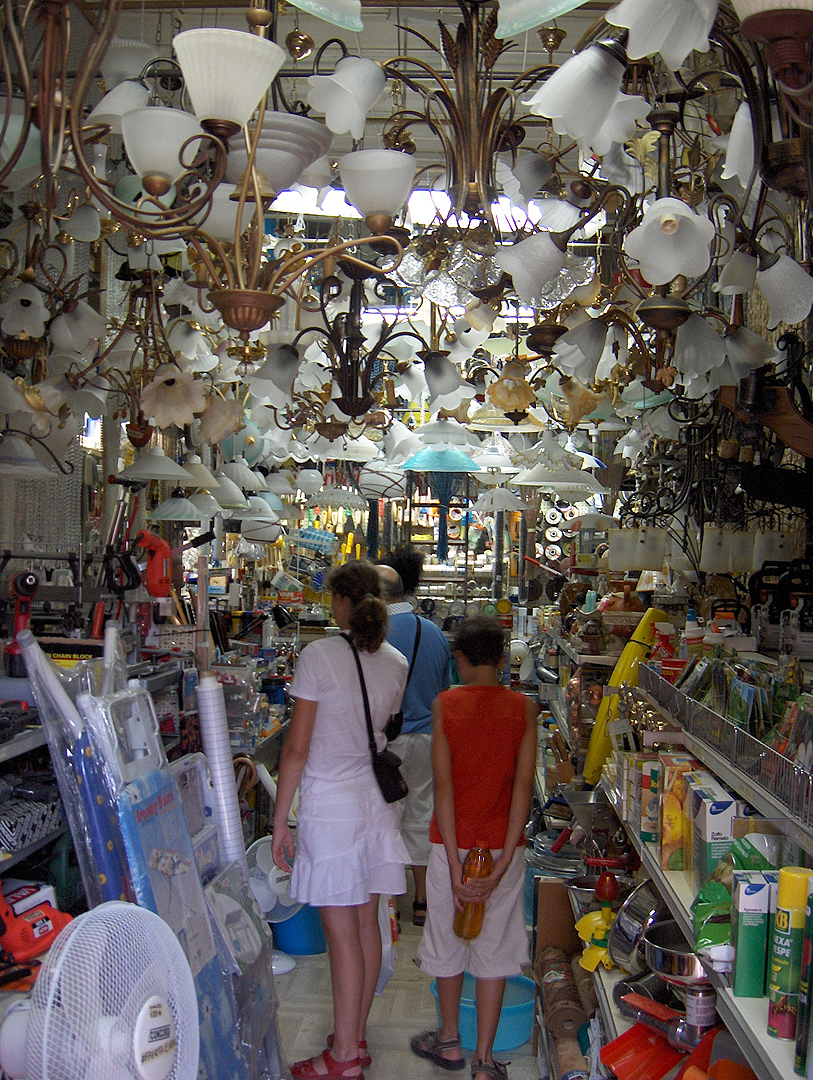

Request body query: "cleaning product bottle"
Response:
[682, 609, 704, 658]
[453, 843, 493, 940]
[651, 622, 676, 661]
[702, 620, 726, 659]
[768, 866, 813, 1039]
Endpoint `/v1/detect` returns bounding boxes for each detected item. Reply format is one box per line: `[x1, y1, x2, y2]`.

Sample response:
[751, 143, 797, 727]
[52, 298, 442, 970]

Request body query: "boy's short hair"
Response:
[453, 615, 506, 667]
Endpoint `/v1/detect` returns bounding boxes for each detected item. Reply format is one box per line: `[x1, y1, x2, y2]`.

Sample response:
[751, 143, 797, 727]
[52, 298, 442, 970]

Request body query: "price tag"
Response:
[634, 418, 654, 441]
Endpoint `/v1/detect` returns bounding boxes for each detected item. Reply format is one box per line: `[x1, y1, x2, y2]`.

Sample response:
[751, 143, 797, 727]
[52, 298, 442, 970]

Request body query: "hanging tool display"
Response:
[4, 571, 39, 677]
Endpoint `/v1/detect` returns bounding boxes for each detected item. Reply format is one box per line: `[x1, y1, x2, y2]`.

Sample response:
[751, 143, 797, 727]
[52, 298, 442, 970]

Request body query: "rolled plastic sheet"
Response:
[197, 674, 247, 874]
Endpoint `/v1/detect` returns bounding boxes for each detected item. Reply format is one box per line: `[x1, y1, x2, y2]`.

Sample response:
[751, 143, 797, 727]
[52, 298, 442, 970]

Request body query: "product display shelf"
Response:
[0, 726, 45, 766]
[635, 675, 813, 859]
[546, 696, 573, 755]
[615, 817, 793, 1080]
[0, 821, 68, 873]
[555, 637, 618, 669]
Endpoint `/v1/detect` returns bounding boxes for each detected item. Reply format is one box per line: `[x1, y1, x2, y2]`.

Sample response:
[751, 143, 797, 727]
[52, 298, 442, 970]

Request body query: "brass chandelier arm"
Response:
[265, 237, 404, 300]
[0, 1, 36, 187]
[187, 233, 238, 293]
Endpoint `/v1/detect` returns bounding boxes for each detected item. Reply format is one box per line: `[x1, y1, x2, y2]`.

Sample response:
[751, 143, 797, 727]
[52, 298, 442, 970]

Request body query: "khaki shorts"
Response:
[416, 843, 528, 979]
[390, 732, 433, 865]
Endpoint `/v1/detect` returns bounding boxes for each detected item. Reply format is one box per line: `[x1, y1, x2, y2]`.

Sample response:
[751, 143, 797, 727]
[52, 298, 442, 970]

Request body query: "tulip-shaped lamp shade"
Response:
[623, 197, 715, 285]
[287, 0, 363, 32]
[339, 149, 415, 233]
[173, 28, 285, 140]
[121, 107, 203, 197]
[757, 251, 813, 328]
[495, 231, 568, 306]
[713, 248, 757, 295]
[307, 56, 386, 140]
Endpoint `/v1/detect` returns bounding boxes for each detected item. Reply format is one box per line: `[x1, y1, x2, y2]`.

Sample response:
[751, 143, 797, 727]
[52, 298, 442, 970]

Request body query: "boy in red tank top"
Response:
[410, 616, 538, 1080]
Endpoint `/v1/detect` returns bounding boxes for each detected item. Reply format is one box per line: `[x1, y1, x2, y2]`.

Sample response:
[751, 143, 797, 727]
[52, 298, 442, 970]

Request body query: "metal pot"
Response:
[607, 880, 670, 976]
[563, 874, 635, 915]
[644, 920, 711, 986]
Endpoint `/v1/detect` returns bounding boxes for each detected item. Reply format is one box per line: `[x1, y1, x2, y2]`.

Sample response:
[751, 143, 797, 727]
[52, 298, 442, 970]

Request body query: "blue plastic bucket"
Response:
[430, 973, 536, 1052]
[272, 903, 326, 955]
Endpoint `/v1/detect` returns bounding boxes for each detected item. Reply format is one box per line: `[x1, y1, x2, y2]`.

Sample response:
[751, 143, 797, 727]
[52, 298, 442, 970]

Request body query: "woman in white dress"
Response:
[272, 560, 409, 1080]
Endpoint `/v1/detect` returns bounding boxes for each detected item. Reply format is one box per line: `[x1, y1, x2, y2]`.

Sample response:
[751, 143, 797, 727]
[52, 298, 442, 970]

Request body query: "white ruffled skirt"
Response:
[291, 776, 409, 907]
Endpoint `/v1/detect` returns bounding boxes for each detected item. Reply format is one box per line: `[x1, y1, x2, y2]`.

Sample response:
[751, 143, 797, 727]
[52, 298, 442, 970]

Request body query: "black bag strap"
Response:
[342, 634, 377, 756]
[405, 613, 422, 688]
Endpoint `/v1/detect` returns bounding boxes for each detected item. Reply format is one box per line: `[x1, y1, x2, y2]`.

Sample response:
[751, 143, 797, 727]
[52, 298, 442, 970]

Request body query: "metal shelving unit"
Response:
[0, 822, 68, 874]
[0, 727, 46, 767]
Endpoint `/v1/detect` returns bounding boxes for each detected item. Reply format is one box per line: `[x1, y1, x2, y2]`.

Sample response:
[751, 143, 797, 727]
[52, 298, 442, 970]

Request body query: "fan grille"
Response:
[26, 901, 199, 1080]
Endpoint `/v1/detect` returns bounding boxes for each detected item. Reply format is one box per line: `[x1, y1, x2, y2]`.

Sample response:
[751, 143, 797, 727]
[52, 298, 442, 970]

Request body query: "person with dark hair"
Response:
[375, 560, 452, 926]
[272, 560, 409, 1080]
[410, 615, 537, 1080]
[379, 544, 425, 597]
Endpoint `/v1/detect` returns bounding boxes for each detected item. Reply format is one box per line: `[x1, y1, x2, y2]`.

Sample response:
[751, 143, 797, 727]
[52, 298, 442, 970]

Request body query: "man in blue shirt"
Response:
[377, 550, 452, 925]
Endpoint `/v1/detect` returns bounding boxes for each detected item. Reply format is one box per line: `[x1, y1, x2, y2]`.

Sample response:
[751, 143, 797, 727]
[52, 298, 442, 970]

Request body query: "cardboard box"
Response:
[732, 871, 771, 997]
[641, 759, 661, 844]
[684, 772, 738, 889]
[535, 879, 580, 957]
[659, 753, 701, 871]
[1, 877, 57, 915]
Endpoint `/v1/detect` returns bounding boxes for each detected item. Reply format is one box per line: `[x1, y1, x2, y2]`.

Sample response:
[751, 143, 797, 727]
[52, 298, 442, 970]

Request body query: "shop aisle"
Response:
[275, 885, 539, 1080]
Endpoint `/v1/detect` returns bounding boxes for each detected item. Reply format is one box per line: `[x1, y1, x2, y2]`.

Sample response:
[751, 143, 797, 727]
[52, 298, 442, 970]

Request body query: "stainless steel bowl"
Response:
[643, 920, 711, 986]
[563, 874, 635, 914]
[606, 880, 670, 976]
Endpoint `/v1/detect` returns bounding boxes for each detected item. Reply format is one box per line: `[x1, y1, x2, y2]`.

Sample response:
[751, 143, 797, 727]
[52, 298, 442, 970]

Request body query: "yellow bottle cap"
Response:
[777, 866, 813, 910]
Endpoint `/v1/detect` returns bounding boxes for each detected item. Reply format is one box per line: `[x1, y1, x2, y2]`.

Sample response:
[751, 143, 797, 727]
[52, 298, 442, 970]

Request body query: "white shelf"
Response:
[556, 637, 618, 669]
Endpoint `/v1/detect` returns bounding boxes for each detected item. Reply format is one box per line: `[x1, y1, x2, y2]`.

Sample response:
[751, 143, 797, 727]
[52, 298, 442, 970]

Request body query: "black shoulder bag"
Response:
[383, 613, 422, 742]
[343, 634, 409, 804]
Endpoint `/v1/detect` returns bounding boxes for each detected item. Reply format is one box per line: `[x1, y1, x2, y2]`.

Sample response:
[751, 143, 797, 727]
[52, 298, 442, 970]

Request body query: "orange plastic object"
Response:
[600, 1023, 685, 1080]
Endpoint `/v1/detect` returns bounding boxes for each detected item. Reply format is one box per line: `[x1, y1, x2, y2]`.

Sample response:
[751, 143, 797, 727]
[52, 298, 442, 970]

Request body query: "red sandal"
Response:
[326, 1033, 372, 1069]
[290, 1049, 364, 1080]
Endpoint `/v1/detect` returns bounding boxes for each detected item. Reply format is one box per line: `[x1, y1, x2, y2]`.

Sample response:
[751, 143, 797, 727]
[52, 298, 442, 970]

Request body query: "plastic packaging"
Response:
[453, 843, 493, 940]
[197, 674, 248, 875]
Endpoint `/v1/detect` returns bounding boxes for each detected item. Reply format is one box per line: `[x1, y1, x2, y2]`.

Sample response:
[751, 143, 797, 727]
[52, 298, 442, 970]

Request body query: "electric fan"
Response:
[0, 900, 199, 1080]
[246, 835, 302, 975]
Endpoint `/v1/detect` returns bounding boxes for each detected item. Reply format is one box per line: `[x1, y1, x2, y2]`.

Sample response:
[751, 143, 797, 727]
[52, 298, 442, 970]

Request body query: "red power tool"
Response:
[133, 530, 172, 598]
[4, 571, 39, 678]
[0, 898, 72, 962]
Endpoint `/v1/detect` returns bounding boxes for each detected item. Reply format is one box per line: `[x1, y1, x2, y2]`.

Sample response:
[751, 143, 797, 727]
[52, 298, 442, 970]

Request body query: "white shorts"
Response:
[390, 732, 433, 865]
[416, 844, 529, 979]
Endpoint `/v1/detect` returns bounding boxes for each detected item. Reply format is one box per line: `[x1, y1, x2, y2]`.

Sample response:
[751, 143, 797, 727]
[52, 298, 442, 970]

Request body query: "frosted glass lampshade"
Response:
[0, 434, 53, 478]
[623, 197, 715, 286]
[498, 0, 584, 38]
[188, 491, 224, 517]
[607, 529, 639, 572]
[225, 145, 311, 197]
[173, 28, 285, 134]
[119, 446, 194, 483]
[287, 0, 363, 32]
[149, 492, 206, 521]
[64, 203, 100, 243]
[757, 253, 813, 328]
[211, 473, 249, 508]
[87, 80, 149, 134]
[733, 0, 813, 16]
[725, 527, 755, 574]
[121, 108, 203, 193]
[357, 463, 408, 499]
[339, 149, 415, 221]
[182, 454, 220, 489]
[196, 184, 252, 244]
[220, 457, 260, 491]
[295, 468, 324, 495]
[100, 39, 158, 89]
[255, 491, 286, 514]
[699, 526, 732, 574]
[713, 249, 757, 295]
[307, 56, 386, 140]
[495, 232, 568, 305]
[265, 471, 296, 495]
[49, 300, 105, 353]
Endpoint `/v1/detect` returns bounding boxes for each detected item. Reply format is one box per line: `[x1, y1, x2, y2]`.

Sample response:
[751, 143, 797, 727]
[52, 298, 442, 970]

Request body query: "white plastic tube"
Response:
[196, 675, 247, 874]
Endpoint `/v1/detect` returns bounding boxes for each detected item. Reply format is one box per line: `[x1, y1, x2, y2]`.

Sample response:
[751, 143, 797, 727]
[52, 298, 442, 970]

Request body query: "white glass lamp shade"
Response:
[242, 519, 284, 543]
[100, 39, 158, 89]
[699, 525, 732, 574]
[119, 446, 195, 483]
[288, 0, 363, 31]
[173, 29, 285, 131]
[338, 149, 415, 218]
[182, 454, 220, 489]
[149, 493, 206, 521]
[307, 57, 386, 140]
[211, 473, 249, 509]
[265, 471, 296, 495]
[607, 0, 718, 71]
[751, 529, 792, 571]
[721, 101, 755, 187]
[496, 232, 568, 305]
[49, 301, 105, 354]
[724, 327, 775, 379]
[757, 254, 813, 328]
[357, 463, 408, 499]
[498, 0, 585, 38]
[87, 80, 149, 135]
[674, 313, 727, 378]
[295, 469, 324, 495]
[725, 527, 755, 574]
[188, 490, 225, 518]
[220, 457, 260, 491]
[121, 108, 203, 189]
[713, 249, 757, 295]
[0, 434, 53, 478]
[733, 0, 813, 17]
[196, 184, 252, 243]
[64, 203, 100, 243]
[422, 351, 477, 412]
[623, 197, 715, 285]
[552, 318, 609, 383]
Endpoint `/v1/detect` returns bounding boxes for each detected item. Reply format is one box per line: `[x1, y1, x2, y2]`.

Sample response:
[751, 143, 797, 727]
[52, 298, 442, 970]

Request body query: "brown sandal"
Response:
[471, 1060, 508, 1080]
[410, 1030, 465, 1070]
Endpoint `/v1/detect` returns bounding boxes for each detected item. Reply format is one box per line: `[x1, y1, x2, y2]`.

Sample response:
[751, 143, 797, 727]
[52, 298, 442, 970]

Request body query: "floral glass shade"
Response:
[120, 108, 203, 186]
[338, 149, 415, 218]
[287, 0, 363, 33]
[172, 28, 285, 129]
[713, 249, 757, 295]
[306, 56, 386, 140]
[495, 232, 568, 305]
[64, 203, 101, 243]
[757, 254, 813, 328]
[607, 0, 718, 70]
[623, 197, 715, 285]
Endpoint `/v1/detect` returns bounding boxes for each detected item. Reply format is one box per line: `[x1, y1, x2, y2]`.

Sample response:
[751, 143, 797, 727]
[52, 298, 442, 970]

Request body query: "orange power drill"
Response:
[133, 530, 172, 598]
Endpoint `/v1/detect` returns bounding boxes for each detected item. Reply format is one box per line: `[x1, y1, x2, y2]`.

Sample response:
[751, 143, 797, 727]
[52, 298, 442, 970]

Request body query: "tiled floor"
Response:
[275, 884, 541, 1080]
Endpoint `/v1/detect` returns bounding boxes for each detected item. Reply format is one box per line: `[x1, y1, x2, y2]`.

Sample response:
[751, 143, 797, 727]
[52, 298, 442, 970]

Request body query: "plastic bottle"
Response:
[453, 843, 494, 940]
[682, 609, 704, 658]
[651, 622, 676, 661]
[702, 621, 726, 659]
